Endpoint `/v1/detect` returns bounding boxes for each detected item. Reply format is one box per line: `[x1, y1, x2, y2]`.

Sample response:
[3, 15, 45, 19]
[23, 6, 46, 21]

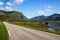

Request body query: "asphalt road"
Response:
[3, 22, 60, 40]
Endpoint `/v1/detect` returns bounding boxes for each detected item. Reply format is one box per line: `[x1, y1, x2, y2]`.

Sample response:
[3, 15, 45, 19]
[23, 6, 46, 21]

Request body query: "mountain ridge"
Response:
[31, 13, 60, 21]
[0, 10, 28, 21]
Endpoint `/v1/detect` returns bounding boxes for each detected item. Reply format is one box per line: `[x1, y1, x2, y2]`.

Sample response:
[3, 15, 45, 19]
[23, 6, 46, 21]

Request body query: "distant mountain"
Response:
[46, 13, 60, 21]
[31, 15, 46, 21]
[0, 10, 28, 21]
[1, 10, 60, 22]
[31, 13, 60, 21]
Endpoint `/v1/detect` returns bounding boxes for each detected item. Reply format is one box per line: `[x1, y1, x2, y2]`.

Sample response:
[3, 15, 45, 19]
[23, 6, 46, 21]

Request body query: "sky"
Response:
[0, 0, 60, 18]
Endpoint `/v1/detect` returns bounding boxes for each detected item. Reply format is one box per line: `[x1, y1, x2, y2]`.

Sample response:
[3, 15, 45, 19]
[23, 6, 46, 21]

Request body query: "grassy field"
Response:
[10, 21, 60, 35]
[0, 22, 8, 40]
[48, 21, 60, 24]
[10, 22, 48, 30]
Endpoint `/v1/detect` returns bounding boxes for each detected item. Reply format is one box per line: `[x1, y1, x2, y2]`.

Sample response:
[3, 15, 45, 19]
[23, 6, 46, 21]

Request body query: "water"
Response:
[48, 23, 60, 31]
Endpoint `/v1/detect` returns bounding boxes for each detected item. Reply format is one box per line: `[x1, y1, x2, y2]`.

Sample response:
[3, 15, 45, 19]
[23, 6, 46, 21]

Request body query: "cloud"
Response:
[0, 7, 4, 10]
[6, 0, 25, 6]
[0, 1, 4, 10]
[37, 5, 53, 15]
[0, 1, 4, 6]
[5, 6, 14, 11]
[7, 2, 13, 6]
[0, 1, 14, 11]
[13, 0, 24, 4]
[0, 0, 27, 11]
[47, 5, 52, 9]
[37, 10, 45, 15]
[46, 8, 53, 12]
[45, 5, 53, 12]
[0, 6, 14, 11]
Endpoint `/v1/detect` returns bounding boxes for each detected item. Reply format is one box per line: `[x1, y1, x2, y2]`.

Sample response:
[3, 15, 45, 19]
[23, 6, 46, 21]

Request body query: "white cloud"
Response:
[0, 0, 27, 11]
[5, 0, 25, 11]
[0, 6, 14, 11]
[13, 0, 24, 4]
[7, 2, 13, 6]
[46, 8, 53, 12]
[47, 5, 52, 9]
[38, 10, 45, 15]
[5, 6, 13, 11]
[0, 1, 4, 6]
[0, 2, 4, 10]
[58, 12, 60, 14]
[0, 7, 4, 10]
[45, 5, 53, 12]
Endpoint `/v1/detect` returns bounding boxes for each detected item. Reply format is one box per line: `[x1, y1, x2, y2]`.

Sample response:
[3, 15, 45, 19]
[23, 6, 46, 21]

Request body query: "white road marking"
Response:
[8, 31, 11, 36]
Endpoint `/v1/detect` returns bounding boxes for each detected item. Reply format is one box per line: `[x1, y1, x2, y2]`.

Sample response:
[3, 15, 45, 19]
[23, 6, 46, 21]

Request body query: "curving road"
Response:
[3, 22, 60, 40]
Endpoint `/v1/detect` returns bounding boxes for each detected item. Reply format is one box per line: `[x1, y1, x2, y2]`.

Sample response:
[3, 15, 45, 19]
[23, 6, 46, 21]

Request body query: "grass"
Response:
[45, 30, 60, 35]
[9, 21, 60, 35]
[10, 22, 48, 29]
[48, 21, 60, 24]
[0, 22, 8, 40]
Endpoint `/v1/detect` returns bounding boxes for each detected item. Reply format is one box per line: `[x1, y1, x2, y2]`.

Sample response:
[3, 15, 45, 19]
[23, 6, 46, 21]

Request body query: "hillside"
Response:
[46, 13, 60, 21]
[31, 13, 60, 21]
[31, 15, 46, 21]
[0, 10, 28, 21]
[0, 10, 60, 22]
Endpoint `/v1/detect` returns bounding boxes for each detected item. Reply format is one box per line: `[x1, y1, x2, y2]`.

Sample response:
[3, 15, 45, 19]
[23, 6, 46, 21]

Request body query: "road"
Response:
[3, 22, 60, 40]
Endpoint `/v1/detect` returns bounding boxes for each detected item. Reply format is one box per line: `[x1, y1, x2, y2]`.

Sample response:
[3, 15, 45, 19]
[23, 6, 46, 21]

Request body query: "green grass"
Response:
[48, 21, 60, 24]
[44, 30, 60, 35]
[9, 21, 60, 35]
[10, 22, 48, 30]
[0, 22, 8, 40]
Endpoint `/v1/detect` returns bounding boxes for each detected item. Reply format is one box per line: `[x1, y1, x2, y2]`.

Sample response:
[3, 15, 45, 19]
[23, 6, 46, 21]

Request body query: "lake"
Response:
[48, 23, 60, 31]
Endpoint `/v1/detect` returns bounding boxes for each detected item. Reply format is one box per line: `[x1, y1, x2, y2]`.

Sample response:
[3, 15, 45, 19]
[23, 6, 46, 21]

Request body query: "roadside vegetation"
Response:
[10, 21, 48, 30]
[48, 21, 60, 24]
[9, 21, 60, 35]
[0, 22, 8, 40]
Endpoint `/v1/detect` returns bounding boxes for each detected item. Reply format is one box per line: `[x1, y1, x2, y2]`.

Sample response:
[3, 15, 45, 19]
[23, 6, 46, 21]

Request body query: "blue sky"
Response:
[0, 0, 60, 18]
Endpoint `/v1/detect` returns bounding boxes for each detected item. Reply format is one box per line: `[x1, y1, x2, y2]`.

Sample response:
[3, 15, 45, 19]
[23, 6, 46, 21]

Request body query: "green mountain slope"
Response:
[0, 10, 28, 21]
[31, 13, 60, 21]
[31, 15, 46, 21]
[46, 13, 60, 21]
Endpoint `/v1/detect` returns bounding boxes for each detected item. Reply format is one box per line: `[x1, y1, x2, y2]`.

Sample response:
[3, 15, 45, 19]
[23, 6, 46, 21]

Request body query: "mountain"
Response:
[31, 15, 46, 21]
[0, 10, 28, 21]
[31, 13, 60, 21]
[46, 13, 60, 21]
[0, 10, 60, 22]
